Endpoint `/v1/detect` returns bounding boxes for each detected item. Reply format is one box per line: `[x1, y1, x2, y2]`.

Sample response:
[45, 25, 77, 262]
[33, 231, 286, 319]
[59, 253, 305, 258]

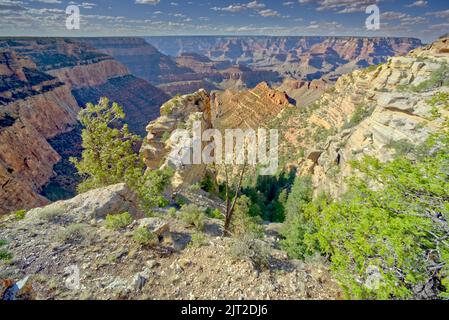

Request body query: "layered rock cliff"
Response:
[296, 36, 449, 196]
[0, 38, 170, 214]
[212, 81, 295, 130]
[79, 37, 194, 85]
[147, 36, 422, 81]
[0, 49, 80, 214]
[141, 89, 212, 190]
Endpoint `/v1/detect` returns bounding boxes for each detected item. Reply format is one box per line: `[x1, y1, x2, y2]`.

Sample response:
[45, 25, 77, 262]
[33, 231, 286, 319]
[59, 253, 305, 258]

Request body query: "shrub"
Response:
[281, 176, 321, 260]
[168, 207, 177, 218]
[0, 240, 11, 261]
[343, 105, 375, 129]
[13, 209, 27, 220]
[231, 196, 264, 237]
[200, 173, 216, 193]
[133, 227, 158, 246]
[180, 204, 206, 231]
[205, 208, 223, 220]
[0, 250, 12, 261]
[229, 233, 271, 270]
[188, 233, 208, 248]
[38, 205, 66, 222]
[105, 212, 133, 230]
[56, 224, 89, 243]
[160, 102, 174, 116]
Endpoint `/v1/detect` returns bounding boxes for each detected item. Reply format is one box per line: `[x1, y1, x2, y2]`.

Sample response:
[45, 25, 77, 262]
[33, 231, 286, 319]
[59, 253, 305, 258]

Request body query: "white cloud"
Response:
[298, 0, 382, 14]
[135, 0, 160, 5]
[426, 9, 449, 19]
[32, 0, 62, 3]
[258, 9, 280, 17]
[406, 1, 428, 8]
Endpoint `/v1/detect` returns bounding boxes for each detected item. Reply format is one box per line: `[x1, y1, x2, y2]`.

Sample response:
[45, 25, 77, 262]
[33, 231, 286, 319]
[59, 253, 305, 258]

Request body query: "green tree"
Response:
[71, 98, 170, 211]
[71, 98, 143, 192]
[281, 92, 449, 298]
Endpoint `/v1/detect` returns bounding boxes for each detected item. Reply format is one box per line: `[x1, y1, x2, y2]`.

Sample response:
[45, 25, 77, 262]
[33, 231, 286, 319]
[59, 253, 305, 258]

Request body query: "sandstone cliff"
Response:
[296, 36, 449, 197]
[0, 49, 80, 214]
[141, 89, 212, 190]
[147, 36, 422, 81]
[0, 38, 170, 214]
[212, 81, 295, 130]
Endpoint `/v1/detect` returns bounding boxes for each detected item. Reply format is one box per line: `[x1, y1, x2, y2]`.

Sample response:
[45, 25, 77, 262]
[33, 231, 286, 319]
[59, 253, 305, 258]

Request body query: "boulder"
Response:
[138, 217, 170, 237]
[26, 183, 142, 221]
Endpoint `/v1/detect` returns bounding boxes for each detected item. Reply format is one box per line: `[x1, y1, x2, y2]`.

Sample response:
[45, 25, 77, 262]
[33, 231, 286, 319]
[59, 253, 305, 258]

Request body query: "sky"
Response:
[0, 0, 448, 42]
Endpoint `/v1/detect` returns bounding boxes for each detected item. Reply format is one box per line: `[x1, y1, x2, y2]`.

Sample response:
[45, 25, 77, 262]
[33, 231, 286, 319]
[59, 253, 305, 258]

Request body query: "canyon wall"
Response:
[297, 36, 449, 197]
[147, 36, 422, 81]
[0, 38, 170, 214]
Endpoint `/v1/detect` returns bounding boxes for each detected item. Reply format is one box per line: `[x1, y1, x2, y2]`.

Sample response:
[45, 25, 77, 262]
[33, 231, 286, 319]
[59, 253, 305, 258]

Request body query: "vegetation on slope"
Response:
[281, 92, 449, 299]
[71, 98, 172, 214]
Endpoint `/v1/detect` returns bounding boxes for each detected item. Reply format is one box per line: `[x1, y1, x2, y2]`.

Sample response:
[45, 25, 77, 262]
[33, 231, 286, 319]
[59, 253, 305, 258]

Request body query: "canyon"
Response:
[1, 33, 448, 300]
[147, 36, 422, 82]
[0, 38, 169, 214]
[0, 35, 424, 215]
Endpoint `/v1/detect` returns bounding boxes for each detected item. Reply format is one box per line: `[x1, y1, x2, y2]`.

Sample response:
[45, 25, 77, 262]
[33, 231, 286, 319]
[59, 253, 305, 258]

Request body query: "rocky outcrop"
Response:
[0, 38, 171, 214]
[141, 89, 212, 190]
[277, 78, 328, 107]
[26, 183, 142, 221]
[212, 81, 295, 130]
[0, 188, 340, 300]
[298, 36, 449, 197]
[79, 37, 194, 85]
[0, 48, 80, 214]
[147, 36, 422, 81]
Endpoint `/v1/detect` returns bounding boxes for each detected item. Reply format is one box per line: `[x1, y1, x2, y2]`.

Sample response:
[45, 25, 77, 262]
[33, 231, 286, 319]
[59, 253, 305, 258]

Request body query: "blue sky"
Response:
[0, 0, 448, 42]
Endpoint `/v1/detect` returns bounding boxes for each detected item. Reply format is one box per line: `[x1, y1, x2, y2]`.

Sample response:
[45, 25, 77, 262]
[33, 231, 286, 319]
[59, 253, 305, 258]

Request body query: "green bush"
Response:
[281, 176, 321, 260]
[283, 126, 449, 299]
[13, 209, 27, 220]
[229, 233, 271, 270]
[200, 173, 216, 193]
[133, 227, 158, 246]
[180, 204, 206, 231]
[105, 212, 133, 230]
[205, 208, 223, 220]
[56, 224, 89, 243]
[0, 240, 12, 261]
[231, 196, 264, 237]
[188, 233, 208, 248]
[168, 207, 177, 218]
[0, 250, 12, 261]
[343, 105, 375, 129]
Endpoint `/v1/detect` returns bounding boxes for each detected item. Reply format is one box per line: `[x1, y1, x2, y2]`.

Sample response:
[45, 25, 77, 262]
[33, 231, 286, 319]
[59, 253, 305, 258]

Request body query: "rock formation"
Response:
[297, 36, 449, 197]
[212, 81, 295, 130]
[0, 38, 170, 214]
[147, 36, 422, 81]
[141, 89, 212, 190]
[0, 49, 80, 214]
